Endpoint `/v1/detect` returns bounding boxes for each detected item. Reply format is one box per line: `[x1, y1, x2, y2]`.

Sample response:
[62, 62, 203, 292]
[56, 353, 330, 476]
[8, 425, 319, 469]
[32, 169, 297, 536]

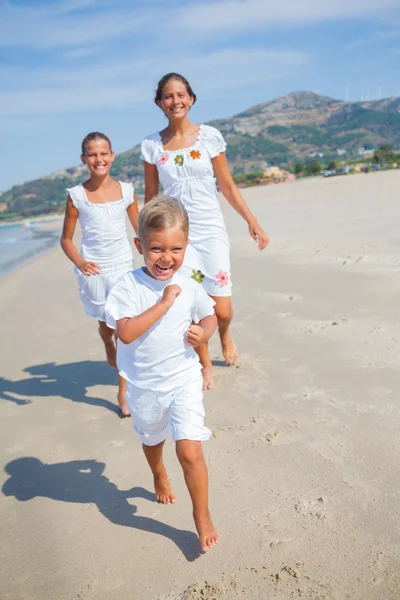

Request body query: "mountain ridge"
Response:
[2, 91, 400, 218]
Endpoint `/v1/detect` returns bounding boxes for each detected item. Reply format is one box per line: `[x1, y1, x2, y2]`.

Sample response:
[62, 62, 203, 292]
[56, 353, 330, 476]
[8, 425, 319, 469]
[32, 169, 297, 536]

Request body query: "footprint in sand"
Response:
[181, 582, 225, 600]
[262, 292, 302, 302]
[249, 420, 298, 448]
[294, 496, 328, 521]
[212, 414, 267, 439]
[301, 318, 348, 335]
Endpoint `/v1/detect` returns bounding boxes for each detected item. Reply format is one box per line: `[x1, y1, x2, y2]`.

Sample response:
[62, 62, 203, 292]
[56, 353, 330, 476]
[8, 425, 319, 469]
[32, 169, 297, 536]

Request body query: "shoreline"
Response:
[0, 213, 64, 228]
[0, 218, 63, 279]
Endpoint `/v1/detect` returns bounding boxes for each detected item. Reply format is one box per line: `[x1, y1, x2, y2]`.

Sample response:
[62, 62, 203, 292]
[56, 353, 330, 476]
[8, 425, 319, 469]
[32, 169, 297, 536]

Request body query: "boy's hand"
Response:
[78, 261, 101, 276]
[186, 324, 206, 347]
[161, 284, 182, 308]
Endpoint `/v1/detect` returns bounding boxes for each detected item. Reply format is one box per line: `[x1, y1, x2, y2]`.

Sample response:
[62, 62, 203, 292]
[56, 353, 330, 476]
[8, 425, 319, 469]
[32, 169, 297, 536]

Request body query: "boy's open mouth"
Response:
[155, 264, 173, 275]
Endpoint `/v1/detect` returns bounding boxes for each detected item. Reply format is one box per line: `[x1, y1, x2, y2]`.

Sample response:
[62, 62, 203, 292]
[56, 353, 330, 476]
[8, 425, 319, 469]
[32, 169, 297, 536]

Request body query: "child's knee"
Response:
[98, 321, 113, 338]
[176, 441, 204, 468]
[215, 306, 233, 326]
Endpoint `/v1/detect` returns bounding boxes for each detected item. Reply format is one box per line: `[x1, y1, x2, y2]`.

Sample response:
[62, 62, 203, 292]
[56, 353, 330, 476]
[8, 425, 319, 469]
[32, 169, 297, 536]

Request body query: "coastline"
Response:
[0, 213, 64, 227]
[0, 218, 63, 279]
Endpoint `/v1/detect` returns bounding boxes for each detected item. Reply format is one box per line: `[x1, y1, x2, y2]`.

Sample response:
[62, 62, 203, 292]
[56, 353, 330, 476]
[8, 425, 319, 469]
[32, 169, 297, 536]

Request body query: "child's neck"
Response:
[166, 117, 193, 136]
[85, 174, 113, 192]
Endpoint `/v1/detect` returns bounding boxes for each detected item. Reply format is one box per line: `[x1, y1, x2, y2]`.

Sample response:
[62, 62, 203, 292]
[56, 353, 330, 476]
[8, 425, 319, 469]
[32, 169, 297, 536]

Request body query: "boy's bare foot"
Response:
[154, 472, 177, 504]
[194, 512, 219, 552]
[221, 331, 238, 366]
[105, 340, 117, 368]
[201, 365, 214, 391]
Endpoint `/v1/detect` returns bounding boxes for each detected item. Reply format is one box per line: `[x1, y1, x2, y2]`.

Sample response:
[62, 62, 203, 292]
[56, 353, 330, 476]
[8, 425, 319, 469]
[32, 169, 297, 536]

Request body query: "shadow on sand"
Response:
[0, 360, 120, 414]
[2, 457, 201, 562]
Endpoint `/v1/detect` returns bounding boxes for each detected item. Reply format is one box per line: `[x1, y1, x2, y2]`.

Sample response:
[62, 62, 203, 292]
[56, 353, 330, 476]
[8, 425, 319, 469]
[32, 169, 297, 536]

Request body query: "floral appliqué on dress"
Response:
[190, 150, 201, 160]
[158, 154, 169, 165]
[191, 269, 205, 284]
[174, 154, 184, 167]
[215, 270, 229, 287]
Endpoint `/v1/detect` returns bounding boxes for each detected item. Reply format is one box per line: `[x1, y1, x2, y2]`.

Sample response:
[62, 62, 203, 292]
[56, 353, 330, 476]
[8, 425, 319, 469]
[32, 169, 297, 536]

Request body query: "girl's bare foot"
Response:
[194, 512, 219, 552]
[220, 331, 238, 366]
[117, 392, 130, 417]
[119, 404, 130, 417]
[105, 340, 117, 368]
[154, 472, 177, 504]
[201, 365, 214, 391]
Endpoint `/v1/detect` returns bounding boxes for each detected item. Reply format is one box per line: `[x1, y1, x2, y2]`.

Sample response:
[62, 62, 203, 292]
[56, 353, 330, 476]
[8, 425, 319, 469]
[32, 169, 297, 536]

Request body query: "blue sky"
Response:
[1, 0, 399, 190]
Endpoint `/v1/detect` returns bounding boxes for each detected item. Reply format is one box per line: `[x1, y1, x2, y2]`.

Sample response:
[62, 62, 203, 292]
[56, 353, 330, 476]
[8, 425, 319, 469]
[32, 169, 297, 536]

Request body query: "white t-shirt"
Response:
[105, 268, 215, 390]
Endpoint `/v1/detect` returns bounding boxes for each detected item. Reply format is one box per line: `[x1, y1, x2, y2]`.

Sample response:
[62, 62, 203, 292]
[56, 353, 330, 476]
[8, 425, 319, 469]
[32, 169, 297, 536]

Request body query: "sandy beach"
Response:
[1, 170, 400, 599]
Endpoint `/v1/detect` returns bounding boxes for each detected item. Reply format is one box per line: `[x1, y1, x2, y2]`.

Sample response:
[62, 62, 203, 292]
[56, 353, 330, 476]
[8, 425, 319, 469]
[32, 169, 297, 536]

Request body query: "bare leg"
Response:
[211, 296, 238, 366]
[195, 344, 214, 391]
[117, 375, 130, 417]
[98, 323, 129, 415]
[176, 440, 219, 552]
[142, 441, 176, 504]
[98, 321, 117, 368]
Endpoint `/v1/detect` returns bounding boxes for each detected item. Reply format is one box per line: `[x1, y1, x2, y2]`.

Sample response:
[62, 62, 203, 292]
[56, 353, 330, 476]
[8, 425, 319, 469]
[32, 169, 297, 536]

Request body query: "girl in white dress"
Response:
[61, 132, 139, 416]
[141, 73, 269, 390]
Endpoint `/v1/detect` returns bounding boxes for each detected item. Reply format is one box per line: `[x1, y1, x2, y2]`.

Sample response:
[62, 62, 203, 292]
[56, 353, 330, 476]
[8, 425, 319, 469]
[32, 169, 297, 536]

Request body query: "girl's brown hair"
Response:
[154, 73, 196, 106]
[81, 132, 112, 155]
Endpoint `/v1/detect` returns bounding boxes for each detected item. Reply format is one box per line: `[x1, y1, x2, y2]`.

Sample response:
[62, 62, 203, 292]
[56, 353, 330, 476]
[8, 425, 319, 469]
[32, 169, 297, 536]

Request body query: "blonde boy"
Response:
[105, 196, 219, 552]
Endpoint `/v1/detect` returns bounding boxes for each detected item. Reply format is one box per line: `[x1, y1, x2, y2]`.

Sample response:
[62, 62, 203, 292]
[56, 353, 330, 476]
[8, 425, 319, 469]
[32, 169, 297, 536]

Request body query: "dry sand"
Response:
[1, 171, 400, 599]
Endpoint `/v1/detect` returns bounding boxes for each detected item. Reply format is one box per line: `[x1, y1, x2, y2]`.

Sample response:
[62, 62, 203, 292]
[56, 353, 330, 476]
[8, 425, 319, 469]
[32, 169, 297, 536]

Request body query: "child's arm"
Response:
[127, 194, 139, 234]
[60, 195, 100, 275]
[117, 284, 181, 344]
[143, 162, 160, 203]
[212, 153, 269, 250]
[186, 315, 218, 348]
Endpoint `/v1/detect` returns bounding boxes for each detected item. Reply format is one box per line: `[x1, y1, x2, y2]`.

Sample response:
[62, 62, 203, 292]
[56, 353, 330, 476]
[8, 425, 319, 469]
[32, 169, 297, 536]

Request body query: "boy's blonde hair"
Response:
[138, 195, 189, 240]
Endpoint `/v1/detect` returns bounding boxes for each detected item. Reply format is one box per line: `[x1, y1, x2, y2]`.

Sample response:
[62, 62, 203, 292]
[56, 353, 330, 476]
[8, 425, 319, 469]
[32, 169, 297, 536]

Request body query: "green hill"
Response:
[2, 91, 400, 219]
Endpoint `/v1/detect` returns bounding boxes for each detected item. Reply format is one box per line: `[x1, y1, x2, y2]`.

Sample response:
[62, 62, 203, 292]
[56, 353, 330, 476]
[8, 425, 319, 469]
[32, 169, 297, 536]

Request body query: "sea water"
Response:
[0, 220, 62, 278]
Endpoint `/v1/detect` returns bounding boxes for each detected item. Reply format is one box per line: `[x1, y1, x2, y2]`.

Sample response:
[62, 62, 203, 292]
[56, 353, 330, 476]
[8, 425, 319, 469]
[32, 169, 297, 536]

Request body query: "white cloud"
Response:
[1, 0, 399, 50]
[61, 47, 100, 60]
[377, 28, 400, 38]
[0, 1, 151, 48]
[178, 0, 400, 32]
[343, 37, 374, 50]
[0, 47, 308, 115]
[0, 85, 148, 116]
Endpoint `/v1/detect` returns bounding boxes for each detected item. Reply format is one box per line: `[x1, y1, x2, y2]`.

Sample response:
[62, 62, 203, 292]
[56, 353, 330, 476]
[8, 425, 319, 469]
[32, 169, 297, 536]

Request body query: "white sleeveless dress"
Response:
[140, 125, 232, 297]
[66, 181, 135, 321]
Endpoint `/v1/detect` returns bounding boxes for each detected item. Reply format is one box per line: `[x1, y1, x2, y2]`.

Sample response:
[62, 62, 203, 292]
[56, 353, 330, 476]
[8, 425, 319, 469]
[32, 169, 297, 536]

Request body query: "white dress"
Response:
[66, 181, 135, 322]
[140, 124, 232, 297]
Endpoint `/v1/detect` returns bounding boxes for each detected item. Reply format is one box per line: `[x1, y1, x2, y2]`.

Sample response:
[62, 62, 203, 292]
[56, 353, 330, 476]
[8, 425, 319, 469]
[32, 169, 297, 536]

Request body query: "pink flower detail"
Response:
[159, 154, 169, 165]
[215, 270, 229, 287]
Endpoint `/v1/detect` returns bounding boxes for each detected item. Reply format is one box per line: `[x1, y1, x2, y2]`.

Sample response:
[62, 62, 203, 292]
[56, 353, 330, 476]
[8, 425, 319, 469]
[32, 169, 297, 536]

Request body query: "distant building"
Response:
[357, 147, 374, 157]
[336, 148, 347, 156]
[262, 166, 291, 182]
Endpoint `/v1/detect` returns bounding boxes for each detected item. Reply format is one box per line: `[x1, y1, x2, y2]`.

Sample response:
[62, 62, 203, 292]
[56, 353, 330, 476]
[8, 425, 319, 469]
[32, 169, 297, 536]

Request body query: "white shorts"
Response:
[125, 370, 211, 446]
[77, 259, 134, 322]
